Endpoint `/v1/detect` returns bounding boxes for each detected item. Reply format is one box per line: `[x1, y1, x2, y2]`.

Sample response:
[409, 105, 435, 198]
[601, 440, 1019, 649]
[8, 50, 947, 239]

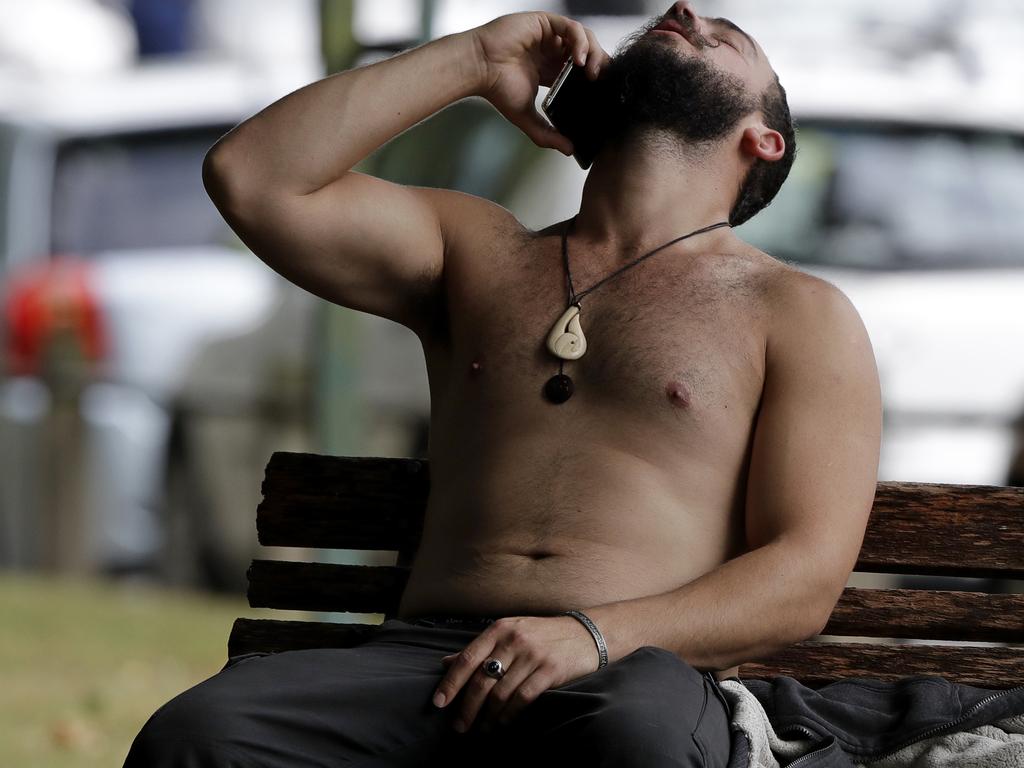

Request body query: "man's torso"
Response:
[396, 207, 793, 679]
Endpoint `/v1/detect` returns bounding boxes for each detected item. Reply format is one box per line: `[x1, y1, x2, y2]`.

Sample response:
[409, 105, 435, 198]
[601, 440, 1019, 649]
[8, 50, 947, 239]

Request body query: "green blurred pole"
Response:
[313, 0, 363, 460]
[312, 305, 364, 458]
[320, 0, 359, 74]
[311, 0, 365, 627]
[313, 0, 439, 460]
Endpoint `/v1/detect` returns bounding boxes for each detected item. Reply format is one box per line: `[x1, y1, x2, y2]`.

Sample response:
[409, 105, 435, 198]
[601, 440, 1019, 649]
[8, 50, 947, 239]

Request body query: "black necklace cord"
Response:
[561, 215, 580, 305]
[560, 214, 732, 306]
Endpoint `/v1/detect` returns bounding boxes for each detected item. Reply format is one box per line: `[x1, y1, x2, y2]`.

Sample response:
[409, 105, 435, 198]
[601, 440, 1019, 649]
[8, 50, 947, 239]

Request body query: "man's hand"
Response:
[432, 614, 600, 733]
[471, 12, 611, 154]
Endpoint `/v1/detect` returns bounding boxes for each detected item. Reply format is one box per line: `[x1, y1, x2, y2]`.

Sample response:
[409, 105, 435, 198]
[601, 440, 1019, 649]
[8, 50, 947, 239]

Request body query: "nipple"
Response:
[666, 380, 691, 408]
[469, 359, 484, 377]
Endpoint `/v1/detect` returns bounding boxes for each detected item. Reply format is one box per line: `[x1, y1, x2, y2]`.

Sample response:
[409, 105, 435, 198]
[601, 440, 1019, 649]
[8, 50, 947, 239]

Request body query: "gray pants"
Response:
[124, 615, 733, 767]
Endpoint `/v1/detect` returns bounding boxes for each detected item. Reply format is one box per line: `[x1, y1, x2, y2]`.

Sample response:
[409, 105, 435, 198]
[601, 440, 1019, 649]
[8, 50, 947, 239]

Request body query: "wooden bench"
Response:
[229, 451, 1024, 690]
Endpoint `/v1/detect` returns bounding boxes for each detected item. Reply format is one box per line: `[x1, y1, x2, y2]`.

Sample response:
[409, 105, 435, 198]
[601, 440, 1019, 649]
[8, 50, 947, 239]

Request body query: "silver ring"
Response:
[482, 658, 506, 679]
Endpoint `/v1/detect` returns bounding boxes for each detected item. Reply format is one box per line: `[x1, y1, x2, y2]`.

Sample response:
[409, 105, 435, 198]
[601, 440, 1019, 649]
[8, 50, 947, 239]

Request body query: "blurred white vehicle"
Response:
[0, 58, 322, 586]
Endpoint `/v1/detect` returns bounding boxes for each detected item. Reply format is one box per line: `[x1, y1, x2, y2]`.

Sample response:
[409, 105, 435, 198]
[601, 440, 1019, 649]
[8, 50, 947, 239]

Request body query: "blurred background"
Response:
[1, 0, 1022, 764]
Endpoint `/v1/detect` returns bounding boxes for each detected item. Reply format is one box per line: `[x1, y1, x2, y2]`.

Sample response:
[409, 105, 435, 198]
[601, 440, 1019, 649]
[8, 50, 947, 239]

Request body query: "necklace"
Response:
[543, 213, 731, 404]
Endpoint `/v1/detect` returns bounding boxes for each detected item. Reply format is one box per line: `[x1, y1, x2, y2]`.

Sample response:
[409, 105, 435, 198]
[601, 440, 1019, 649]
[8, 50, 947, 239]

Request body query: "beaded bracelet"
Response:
[562, 609, 608, 669]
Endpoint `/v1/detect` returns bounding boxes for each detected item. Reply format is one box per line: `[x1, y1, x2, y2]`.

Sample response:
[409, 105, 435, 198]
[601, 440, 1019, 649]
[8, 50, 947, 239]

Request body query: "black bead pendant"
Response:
[544, 373, 574, 404]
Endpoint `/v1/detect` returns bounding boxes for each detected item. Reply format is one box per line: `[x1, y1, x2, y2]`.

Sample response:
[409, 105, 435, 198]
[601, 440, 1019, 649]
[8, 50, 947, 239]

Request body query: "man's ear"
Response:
[740, 125, 785, 163]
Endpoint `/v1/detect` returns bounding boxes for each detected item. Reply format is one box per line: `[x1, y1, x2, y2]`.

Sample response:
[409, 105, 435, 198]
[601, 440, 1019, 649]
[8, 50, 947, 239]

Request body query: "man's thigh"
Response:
[123, 620, 732, 767]
[483, 645, 731, 768]
[123, 619, 482, 767]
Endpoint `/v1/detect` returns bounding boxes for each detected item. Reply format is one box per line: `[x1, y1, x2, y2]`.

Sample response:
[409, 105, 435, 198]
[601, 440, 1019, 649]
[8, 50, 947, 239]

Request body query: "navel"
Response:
[666, 379, 692, 408]
[518, 550, 558, 561]
[468, 359, 484, 378]
[530, 551, 557, 560]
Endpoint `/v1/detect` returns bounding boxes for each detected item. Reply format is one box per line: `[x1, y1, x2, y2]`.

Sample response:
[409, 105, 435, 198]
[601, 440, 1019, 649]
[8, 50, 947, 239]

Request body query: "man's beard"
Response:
[597, 25, 757, 151]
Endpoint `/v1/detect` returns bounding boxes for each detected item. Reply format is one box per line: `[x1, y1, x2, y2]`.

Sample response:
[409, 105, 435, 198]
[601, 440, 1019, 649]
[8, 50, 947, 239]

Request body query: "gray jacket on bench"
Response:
[721, 674, 1024, 767]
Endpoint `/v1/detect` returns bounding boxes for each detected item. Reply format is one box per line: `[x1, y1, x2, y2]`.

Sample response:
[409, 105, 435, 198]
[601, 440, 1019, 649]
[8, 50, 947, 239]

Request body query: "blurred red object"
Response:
[3, 256, 107, 377]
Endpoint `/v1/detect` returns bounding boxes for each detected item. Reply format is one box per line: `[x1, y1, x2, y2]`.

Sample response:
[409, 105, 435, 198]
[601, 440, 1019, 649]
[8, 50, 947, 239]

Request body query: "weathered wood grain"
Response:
[740, 640, 1024, 689]
[247, 560, 409, 614]
[823, 587, 1024, 642]
[228, 618, 379, 657]
[256, 453, 427, 554]
[858, 482, 1024, 578]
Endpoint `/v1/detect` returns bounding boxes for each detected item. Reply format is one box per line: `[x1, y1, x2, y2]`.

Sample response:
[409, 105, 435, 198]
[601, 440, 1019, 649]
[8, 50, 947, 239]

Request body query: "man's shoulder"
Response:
[722, 239, 867, 346]
[768, 262, 842, 300]
[756, 260, 870, 359]
[699, 242, 822, 307]
[769, 266, 856, 320]
[725, 239, 848, 311]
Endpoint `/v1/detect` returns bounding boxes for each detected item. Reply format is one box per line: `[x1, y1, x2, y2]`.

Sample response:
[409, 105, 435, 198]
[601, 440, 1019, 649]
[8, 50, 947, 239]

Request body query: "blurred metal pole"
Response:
[39, 328, 89, 573]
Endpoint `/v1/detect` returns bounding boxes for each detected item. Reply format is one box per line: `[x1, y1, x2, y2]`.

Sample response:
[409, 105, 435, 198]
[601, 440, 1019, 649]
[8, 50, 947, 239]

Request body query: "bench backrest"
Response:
[229, 452, 1024, 689]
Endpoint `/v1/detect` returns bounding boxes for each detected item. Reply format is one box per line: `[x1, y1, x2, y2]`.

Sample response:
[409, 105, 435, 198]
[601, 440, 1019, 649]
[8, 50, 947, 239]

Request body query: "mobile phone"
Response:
[541, 57, 609, 170]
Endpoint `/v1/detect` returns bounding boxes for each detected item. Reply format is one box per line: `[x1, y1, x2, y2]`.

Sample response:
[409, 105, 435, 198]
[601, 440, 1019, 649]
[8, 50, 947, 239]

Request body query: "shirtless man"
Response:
[126, 2, 881, 765]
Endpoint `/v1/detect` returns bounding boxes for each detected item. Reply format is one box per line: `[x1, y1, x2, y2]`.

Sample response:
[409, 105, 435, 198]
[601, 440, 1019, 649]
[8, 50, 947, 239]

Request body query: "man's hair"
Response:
[728, 74, 796, 227]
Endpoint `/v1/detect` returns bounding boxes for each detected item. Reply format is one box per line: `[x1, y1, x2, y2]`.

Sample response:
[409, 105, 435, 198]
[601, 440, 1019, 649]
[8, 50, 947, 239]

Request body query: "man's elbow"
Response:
[799, 584, 842, 641]
[803, 610, 832, 642]
[202, 141, 269, 230]
[202, 143, 237, 209]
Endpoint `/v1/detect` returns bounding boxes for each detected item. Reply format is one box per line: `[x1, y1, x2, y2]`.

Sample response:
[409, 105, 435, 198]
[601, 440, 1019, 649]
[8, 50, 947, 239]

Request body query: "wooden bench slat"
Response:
[256, 454, 427, 552]
[856, 482, 1024, 579]
[742, 640, 1024, 689]
[255, 453, 1024, 578]
[228, 619, 1024, 690]
[229, 618, 380, 657]
[247, 561, 1024, 644]
[824, 587, 1024, 643]
[247, 560, 409, 614]
[258, 501, 422, 552]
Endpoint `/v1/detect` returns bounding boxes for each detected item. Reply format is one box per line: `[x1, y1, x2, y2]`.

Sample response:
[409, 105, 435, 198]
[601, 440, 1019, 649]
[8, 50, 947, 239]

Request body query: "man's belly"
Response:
[399, 535, 700, 618]
[396, 442, 746, 680]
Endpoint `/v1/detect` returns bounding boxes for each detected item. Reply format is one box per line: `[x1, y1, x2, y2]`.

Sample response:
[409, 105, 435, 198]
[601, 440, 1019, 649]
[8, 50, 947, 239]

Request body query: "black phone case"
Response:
[541, 58, 611, 170]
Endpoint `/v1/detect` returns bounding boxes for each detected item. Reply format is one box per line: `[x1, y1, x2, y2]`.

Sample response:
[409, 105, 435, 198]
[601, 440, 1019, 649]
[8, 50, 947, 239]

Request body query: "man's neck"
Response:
[572, 133, 739, 260]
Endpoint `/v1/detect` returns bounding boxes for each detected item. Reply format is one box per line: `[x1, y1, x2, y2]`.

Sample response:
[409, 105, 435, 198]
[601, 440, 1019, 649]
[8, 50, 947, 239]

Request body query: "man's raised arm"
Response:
[201, 14, 608, 335]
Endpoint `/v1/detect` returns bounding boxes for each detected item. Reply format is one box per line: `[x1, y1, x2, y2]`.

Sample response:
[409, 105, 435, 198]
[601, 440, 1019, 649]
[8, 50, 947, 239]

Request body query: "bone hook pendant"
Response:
[546, 304, 587, 361]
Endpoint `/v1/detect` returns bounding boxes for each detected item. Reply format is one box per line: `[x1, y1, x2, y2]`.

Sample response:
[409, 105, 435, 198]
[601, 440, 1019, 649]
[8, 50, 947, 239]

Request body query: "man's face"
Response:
[599, 2, 776, 148]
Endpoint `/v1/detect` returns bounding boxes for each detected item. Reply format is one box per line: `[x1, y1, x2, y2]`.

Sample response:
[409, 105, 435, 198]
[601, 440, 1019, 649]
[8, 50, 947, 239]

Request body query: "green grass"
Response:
[0, 572, 304, 768]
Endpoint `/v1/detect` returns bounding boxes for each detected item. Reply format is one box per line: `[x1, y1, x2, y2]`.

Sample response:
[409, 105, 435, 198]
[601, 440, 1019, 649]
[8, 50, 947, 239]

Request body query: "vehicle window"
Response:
[735, 124, 1024, 269]
[51, 127, 234, 255]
